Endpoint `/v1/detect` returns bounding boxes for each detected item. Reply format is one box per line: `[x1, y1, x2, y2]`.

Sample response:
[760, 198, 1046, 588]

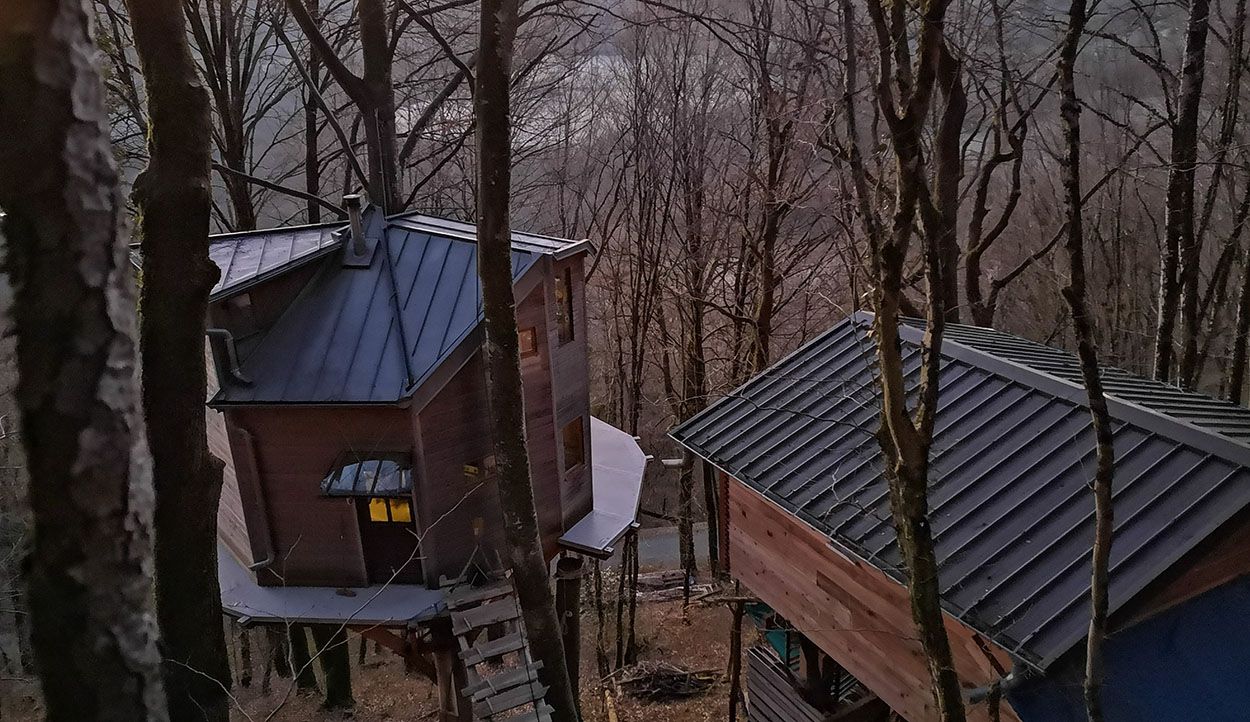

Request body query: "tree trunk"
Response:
[1057, 1, 1117, 719]
[863, 0, 968, 718]
[358, 0, 401, 211]
[1155, 0, 1212, 383]
[125, 0, 232, 717]
[288, 625, 320, 693]
[474, 0, 579, 719]
[555, 556, 584, 706]
[0, 0, 168, 717]
[309, 625, 354, 710]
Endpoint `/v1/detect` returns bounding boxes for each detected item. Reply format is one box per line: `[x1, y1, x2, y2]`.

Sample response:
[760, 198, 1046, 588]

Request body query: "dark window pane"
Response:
[562, 417, 585, 471]
[323, 453, 414, 497]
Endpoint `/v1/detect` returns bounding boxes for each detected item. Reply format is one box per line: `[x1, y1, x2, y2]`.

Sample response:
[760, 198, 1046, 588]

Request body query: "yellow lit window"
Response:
[367, 497, 413, 524]
[389, 498, 412, 523]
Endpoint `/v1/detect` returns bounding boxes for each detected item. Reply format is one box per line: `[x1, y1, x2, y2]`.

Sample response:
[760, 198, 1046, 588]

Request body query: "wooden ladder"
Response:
[443, 574, 554, 722]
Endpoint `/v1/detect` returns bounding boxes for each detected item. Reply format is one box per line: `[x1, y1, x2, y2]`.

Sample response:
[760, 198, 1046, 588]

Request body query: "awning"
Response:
[559, 416, 646, 557]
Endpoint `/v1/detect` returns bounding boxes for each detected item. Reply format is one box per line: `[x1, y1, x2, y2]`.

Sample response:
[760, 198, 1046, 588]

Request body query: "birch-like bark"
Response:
[1154, 0, 1212, 383]
[0, 0, 168, 717]
[475, 0, 579, 718]
[1057, 1, 1117, 719]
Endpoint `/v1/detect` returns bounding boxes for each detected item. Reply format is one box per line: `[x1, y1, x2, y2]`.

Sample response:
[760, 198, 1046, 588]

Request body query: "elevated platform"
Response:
[558, 416, 646, 558]
[218, 544, 446, 627]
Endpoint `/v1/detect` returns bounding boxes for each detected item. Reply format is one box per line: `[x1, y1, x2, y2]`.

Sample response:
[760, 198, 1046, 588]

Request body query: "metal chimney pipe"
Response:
[344, 194, 365, 256]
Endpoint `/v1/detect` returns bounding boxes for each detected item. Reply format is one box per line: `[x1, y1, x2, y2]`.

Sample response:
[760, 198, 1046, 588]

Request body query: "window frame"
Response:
[321, 451, 414, 498]
[561, 416, 586, 474]
[518, 326, 540, 358]
[554, 268, 575, 345]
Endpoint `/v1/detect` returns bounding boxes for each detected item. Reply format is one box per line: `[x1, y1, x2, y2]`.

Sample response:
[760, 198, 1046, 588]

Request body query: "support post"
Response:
[429, 619, 471, 722]
[555, 554, 585, 702]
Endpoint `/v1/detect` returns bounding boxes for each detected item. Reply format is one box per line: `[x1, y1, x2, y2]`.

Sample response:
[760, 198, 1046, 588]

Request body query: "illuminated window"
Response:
[554, 268, 574, 344]
[368, 497, 413, 524]
[562, 417, 585, 472]
[519, 327, 539, 358]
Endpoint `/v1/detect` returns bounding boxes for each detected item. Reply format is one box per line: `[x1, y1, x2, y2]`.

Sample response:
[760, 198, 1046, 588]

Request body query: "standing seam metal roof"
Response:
[670, 311, 1250, 671]
[211, 209, 585, 405]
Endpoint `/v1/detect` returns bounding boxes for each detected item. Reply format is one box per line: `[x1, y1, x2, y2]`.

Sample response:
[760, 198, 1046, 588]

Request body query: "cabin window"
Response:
[519, 327, 539, 358]
[562, 417, 585, 472]
[555, 268, 575, 344]
[322, 453, 414, 497]
[367, 497, 414, 524]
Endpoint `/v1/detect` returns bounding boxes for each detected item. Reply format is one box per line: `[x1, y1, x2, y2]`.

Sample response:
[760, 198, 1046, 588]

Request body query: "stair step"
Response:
[452, 597, 520, 635]
[464, 661, 546, 701]
[445, 580, 514, 610]
[474, 680, 548, 718]
[461, 632, 526, 666]
[491, 703, 554, 722]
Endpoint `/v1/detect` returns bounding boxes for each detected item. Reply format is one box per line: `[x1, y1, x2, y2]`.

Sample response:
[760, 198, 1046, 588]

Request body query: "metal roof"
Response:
[927, 320, 1250, 443]
[671, 311, 1250, 671]
[211, 209, 584, 405]
[208, 222, 343, 301]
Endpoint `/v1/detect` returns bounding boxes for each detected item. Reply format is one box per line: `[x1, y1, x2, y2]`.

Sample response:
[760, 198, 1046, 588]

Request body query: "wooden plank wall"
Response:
[747, 646, 826, 722]
[229, 405, 412, 587]
[417, 273, 582, 580]
[205, 343, 252, 567]
[546, 255, 592, 529]
[728, 479, 1019, 722]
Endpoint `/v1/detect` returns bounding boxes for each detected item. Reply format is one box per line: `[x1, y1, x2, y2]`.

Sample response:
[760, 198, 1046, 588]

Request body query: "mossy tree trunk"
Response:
[125, 0, 231, 717]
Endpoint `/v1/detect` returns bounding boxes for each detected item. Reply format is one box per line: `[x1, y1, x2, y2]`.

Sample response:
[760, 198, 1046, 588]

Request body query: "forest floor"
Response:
[0, 591, 747, 722]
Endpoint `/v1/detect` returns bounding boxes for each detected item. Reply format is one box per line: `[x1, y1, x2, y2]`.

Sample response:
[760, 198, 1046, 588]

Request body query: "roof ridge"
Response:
[885, 316, 1250, 468]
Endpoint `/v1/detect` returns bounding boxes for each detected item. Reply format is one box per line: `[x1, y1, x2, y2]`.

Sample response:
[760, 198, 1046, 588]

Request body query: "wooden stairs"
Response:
[443, 574, 554, 722]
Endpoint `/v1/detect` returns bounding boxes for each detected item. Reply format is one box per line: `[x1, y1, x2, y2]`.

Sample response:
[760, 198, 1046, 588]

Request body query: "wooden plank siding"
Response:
[206, 343, 252, 568]
[226, 406, 413, 587]
[546, 255, 592, 529]
[416, 271, 586, 581]
[727, 477, 1018, 722]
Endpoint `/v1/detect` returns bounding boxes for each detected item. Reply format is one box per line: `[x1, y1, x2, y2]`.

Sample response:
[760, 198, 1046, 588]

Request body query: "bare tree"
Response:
[862, 0, 967, 717]
[474, 0, 579, 719]
[0, 0, 168, 717]
[1153, 0, 1213, 384]
[1056, 0, 1116, 717]
[125, 0, 232, 717]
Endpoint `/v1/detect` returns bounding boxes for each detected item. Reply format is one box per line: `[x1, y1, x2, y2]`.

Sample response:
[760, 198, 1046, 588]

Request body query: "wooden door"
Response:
[356, 497, 423, 584]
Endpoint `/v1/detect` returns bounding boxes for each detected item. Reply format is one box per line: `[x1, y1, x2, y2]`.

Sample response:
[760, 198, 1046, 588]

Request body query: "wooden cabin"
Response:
[673, 311, 1250, 722]
[202, 203, 643, 606]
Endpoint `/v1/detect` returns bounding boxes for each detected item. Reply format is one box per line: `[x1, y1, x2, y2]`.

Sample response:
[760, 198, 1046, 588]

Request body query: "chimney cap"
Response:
[343, 193, 364, 208]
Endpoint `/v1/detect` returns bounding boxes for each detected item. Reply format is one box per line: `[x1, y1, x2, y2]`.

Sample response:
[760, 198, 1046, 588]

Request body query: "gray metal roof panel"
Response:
[671, 312, 1250, 671]
[208, 223, 342, 300]
[212, 213, 539, 405]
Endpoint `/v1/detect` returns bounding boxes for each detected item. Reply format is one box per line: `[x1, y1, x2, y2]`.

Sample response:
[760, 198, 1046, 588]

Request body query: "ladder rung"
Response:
[494, 703, 554, 722]
[464, 661, 545, 701]
[452, 598, 520, 635]
[445, 580, 514, 610]
[461, 632, 526, 666]
[475, 681, 548, 717]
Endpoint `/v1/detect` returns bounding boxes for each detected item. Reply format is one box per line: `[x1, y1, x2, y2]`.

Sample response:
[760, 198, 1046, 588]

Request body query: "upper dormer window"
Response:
[322, 453, 413, 498]
[555, 268, 575, 344]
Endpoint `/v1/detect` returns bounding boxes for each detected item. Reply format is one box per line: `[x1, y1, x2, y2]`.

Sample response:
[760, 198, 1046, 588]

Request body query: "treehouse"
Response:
[198, 200, 644, 718]
[673, 311, 1250, 722]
